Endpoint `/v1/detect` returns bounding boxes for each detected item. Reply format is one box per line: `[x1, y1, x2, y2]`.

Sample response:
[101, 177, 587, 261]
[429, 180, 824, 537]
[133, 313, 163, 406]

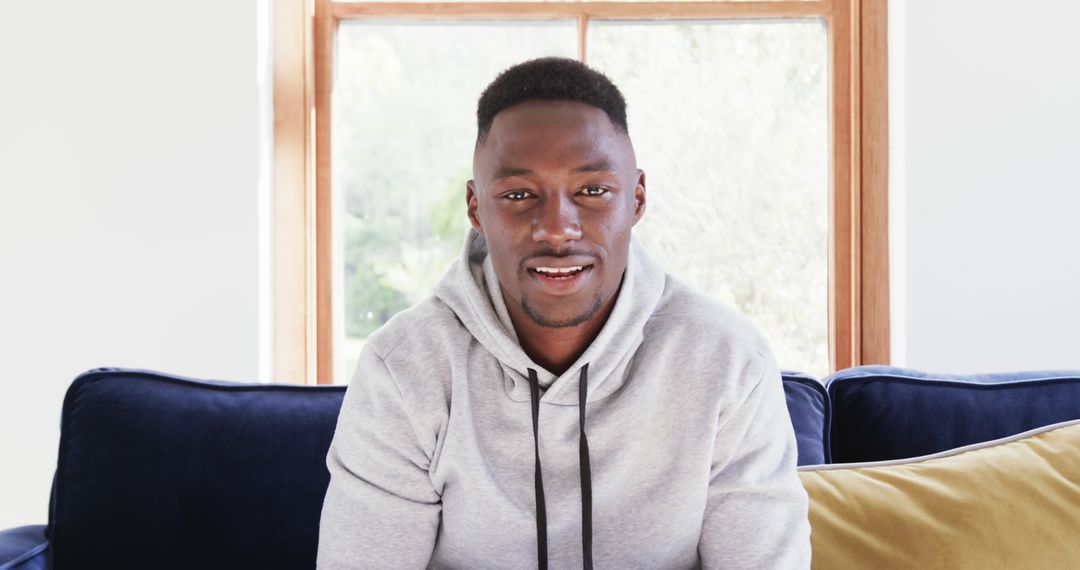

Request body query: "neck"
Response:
[503, 279, 623, 376]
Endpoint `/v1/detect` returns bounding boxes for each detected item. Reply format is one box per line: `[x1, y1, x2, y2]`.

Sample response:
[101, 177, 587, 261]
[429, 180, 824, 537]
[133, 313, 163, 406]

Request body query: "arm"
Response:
[698, 349, 812, 569]
[317, 344, 441, 570]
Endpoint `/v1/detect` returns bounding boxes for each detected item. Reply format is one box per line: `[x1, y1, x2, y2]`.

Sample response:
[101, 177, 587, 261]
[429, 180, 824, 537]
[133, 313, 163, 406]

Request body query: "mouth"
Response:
[526, 264, 594, 294]
[530, 264, 589, 278]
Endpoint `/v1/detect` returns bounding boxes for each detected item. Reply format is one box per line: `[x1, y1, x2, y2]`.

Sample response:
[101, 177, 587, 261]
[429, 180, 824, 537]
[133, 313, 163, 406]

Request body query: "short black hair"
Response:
[475, 57, 629, 145]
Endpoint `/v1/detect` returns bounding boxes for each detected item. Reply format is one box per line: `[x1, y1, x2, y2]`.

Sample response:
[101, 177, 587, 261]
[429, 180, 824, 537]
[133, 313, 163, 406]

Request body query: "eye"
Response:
[503, 190, 532, 201]
[580, 185, 609, 197]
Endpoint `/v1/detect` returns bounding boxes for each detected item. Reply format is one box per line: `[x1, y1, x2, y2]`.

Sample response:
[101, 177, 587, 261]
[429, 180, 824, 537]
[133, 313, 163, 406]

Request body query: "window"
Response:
[272, 0, 889, 385]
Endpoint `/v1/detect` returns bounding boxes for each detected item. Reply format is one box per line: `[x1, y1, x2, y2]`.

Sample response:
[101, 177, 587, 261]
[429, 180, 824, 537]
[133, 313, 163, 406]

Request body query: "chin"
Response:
[521, 296, 603, 329]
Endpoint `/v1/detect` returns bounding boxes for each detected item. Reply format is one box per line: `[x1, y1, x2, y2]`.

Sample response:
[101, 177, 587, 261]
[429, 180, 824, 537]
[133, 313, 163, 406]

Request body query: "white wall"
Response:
[891, 1, 1080, 373]
[0, 1, 265, 529]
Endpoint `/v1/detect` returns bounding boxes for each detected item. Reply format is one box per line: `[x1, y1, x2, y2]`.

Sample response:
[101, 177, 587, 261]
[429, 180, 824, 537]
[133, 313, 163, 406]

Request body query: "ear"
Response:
[632, 169, 646, 225]
[466, 179, 484, 235]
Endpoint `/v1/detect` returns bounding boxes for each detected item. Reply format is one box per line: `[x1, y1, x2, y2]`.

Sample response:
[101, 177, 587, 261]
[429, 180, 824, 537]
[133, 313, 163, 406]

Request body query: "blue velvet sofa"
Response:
[3, 365, 1079, 569]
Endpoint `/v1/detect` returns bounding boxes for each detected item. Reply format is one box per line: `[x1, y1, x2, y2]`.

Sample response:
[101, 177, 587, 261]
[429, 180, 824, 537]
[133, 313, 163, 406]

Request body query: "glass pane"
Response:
[588, 19, 829, 377]
[334, 21, 577, 383]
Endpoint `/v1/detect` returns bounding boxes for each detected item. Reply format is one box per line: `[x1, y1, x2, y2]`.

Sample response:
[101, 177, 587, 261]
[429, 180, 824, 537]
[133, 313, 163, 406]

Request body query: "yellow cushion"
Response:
[799, 419, 1080, 570]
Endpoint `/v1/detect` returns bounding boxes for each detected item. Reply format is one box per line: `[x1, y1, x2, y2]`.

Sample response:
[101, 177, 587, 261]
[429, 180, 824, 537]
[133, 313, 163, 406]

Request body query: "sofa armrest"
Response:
[0, 525, 50, 570]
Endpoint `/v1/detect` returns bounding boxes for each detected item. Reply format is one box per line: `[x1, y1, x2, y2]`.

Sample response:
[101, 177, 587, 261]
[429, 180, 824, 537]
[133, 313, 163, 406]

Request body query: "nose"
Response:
[531, 191, 582, 249]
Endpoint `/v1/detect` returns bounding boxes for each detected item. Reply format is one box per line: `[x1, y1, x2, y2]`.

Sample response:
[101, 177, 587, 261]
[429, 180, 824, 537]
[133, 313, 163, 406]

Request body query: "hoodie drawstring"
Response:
[527, 364, 594, 570]
[527, 368, 549, 569]
[578, 363, 594, 569]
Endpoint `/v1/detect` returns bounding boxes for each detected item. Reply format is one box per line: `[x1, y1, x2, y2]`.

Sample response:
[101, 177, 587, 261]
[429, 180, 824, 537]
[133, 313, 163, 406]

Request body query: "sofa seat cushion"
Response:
[799, 418, 1080, 569]
[826, 365, 1080, 462]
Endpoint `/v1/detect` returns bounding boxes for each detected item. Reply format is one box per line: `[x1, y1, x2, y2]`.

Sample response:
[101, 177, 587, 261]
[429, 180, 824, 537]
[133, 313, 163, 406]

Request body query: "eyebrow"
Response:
[572, 158, 615, 174]
[491, 158, 615, 181]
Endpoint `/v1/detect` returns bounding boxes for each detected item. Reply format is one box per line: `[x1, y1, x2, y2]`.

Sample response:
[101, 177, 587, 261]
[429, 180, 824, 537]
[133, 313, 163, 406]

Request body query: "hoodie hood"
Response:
[434, 228, 667, 406]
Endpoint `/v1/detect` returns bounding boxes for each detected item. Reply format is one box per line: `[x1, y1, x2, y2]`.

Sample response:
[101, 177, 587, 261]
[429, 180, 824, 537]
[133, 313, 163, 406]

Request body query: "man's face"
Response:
[467, 99, 646, 329]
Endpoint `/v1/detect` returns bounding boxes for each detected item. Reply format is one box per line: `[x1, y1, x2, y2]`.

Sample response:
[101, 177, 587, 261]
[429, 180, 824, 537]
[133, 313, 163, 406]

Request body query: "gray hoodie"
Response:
[317, 229, 811, 569]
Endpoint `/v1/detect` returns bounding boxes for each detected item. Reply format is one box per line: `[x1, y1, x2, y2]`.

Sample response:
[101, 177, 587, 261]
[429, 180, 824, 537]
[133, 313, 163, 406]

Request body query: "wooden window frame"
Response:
[272, 0, 889, 385]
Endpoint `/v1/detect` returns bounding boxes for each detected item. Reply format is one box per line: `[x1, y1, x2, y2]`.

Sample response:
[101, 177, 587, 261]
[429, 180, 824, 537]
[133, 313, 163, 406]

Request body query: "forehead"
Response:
[475, 99, 632, 178]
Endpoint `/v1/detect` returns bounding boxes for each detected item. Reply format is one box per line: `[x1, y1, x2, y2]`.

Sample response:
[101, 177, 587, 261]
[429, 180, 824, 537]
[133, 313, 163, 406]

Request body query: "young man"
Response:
[317, 57, 811, 569]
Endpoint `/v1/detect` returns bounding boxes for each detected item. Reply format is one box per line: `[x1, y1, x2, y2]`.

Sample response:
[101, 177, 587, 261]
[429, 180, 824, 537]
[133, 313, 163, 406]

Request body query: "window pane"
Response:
[588, 19, 829, 377]
[334, 21, 577, 383]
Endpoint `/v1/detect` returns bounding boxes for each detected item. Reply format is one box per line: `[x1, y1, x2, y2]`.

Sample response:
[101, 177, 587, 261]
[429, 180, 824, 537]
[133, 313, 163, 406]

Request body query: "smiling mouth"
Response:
[529, 265, 591, 279]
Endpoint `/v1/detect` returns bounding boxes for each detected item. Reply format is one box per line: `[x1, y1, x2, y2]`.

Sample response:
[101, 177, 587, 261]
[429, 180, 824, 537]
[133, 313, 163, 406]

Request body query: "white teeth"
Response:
[534, 266, 584, 275]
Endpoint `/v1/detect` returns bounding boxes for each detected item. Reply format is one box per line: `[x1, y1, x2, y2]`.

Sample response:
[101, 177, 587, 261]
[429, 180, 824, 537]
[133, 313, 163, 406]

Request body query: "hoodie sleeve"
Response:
[317, 343, 442, 569]
[698, 349, 812, 569]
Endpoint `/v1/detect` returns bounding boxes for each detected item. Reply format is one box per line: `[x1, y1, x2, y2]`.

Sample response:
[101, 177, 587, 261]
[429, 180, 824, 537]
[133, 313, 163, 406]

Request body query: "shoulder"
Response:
[641, 275, 775, 398]
[356, 297, 465, 398]
[343, 299, 455, 458]
[647, 274, 771, 357]
[364, 296, 467, 361]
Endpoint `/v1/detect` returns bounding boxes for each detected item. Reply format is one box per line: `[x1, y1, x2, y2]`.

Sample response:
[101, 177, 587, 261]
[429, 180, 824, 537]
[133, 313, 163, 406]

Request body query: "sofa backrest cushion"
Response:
[49, 368, 346, 569]
[798, 419, 1080, 569]
[826, 365, 1080, 462]
[781, 371, 830, 465]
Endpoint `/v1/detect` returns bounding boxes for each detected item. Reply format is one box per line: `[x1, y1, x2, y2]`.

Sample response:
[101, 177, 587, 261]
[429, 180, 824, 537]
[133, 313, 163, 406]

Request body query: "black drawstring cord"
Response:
[579, 363, 594, 570]
[527, 365, 594, 570]
[527, 368, 548, 570]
